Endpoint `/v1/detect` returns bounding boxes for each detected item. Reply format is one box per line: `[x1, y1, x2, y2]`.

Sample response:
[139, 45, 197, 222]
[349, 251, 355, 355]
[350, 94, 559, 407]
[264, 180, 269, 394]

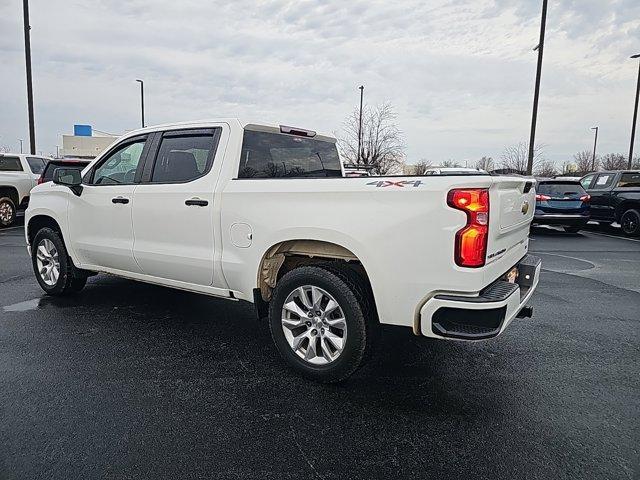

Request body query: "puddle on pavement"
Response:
[3, 298, 41, 312]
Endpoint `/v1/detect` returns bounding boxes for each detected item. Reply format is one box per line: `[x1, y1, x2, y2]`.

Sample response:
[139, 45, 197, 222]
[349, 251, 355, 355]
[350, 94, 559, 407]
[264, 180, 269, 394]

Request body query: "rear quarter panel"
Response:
[219, 175, 525, 329]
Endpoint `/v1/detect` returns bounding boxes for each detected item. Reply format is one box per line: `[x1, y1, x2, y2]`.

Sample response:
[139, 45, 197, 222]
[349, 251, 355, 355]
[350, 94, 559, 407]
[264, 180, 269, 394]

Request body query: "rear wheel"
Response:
[268, 265, 370, 383]
[620, 209, 640, 236]
[563, 226, 581, 233]
[0, 197, 16, 227]
[32, 227, 87, 295]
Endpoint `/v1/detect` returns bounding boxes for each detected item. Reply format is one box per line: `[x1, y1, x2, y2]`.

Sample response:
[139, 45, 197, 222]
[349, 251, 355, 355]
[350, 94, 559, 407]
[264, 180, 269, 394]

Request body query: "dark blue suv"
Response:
[533, 180, 590, 233]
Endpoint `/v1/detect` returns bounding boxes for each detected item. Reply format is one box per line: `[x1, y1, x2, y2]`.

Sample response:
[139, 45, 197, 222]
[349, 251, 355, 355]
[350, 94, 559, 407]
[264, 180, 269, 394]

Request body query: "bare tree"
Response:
[601, 153, 627, 170]
[475, 156, 494, 171]
[441, 159, 462, 168]
[534, 160, 558, 177]
[338, 103, 405, 175]
[500, 142, 544, 173]
[411, 160, 432, 175]
[573, 150, 598, 173]
[633, 156, 640, 169]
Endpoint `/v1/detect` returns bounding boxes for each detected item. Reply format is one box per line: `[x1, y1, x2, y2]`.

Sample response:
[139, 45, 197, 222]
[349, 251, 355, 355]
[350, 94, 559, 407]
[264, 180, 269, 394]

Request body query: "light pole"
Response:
[628, 54, 640, 169]
[357, 85, 364, 165]
[527, 0, 548, 175]
[591, 126, 599, 171]
[22, 0, 36, 154]
[55, 145, 60, 158]
[19, 139, 23, 153]
[136, 79, 145, 128]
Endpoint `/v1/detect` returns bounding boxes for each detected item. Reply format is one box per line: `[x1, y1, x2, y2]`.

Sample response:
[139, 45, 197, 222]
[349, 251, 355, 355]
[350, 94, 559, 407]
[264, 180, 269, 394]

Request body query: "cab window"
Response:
[617, 173, 640, 188]
[91, 139, 146, 185]
[26, 157, 47, 175]
[590, 173, 616, 190]
[150, 130, 220, 183]
[0, 156, 23, 172]
[580, 174, 595, 190]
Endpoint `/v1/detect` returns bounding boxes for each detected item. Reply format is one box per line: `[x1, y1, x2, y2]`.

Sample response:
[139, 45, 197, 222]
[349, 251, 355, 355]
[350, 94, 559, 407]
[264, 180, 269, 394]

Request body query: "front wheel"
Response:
[620, 209, 640, 236]
[32, 227, 87, 295]
[268, 265, 370, 383]
[0, 197, 17, 227]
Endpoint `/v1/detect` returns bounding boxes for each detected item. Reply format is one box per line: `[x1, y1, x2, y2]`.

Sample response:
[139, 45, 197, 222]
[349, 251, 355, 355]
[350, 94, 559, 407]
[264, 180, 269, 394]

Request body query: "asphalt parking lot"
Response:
[1, 221, 638, 480]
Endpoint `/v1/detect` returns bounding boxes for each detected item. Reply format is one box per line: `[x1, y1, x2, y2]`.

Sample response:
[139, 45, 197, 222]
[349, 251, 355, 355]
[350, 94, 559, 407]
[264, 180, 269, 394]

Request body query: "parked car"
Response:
[0, 153, 50, 227]
[38, 159, 90, 185]
[532, 179, 591, 233]
[580, 170, 640, 236]
[25, 120, 540, 382]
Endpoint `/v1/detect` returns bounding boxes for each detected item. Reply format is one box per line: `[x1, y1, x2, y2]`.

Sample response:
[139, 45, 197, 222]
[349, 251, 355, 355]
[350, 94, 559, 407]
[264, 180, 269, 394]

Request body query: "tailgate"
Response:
[485, 176, 535, 274]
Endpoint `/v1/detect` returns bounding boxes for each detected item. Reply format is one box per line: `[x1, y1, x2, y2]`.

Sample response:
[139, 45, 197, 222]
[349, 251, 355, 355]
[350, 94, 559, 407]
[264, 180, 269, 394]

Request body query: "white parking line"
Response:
[583, 231, 640, 243]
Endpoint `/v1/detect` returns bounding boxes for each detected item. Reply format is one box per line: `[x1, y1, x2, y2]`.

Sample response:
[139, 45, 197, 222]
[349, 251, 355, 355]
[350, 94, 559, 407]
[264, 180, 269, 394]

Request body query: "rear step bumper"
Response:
[419, 254, 541, 340]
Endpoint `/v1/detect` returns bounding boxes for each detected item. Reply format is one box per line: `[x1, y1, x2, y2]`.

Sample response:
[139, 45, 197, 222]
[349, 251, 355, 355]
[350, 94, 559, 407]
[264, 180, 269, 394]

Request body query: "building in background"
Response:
[61, 125, 117, 159]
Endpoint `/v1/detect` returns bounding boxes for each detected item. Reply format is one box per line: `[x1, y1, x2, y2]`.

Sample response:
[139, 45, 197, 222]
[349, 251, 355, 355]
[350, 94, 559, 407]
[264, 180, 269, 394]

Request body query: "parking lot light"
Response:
[629, 54, 640, 169]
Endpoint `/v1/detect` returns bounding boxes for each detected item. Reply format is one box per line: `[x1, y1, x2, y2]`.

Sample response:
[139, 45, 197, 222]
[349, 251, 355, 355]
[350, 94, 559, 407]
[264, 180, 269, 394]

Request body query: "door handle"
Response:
[185, 198, 208, 207]
[112, 197, 130, 204]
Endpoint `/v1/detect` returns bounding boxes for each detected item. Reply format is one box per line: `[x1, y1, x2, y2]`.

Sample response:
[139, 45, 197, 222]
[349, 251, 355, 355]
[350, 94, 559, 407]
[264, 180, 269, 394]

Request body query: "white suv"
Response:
[0, 153, 49, 227]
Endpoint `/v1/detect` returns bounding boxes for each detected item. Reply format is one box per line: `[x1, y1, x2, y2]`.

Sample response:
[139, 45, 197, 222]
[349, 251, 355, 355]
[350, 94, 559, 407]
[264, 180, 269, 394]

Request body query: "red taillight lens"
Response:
[535, 194, 551, 201]
[447, 188, 489, 268]
[580, 194, 590, 202]
[37, 176, 43, 185]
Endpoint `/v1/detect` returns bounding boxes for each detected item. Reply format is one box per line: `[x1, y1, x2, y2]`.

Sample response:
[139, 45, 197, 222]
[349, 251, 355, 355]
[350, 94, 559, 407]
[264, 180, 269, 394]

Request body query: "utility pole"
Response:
[628, 54, 640, 169]
[136, 79, 145, 128]
[23, 0, 36, 154]
[357, 85, 364, 165]
[591, 126, 599, 171]
[527, 0, 548, 175]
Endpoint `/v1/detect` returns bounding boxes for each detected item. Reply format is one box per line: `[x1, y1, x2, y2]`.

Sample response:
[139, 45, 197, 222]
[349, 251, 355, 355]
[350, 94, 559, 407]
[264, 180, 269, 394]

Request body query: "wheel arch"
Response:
[615, 200, 640, 222]
[256, 239, 375, 308]
[0, 186, 20, 205]
[27, 214, 64, 246]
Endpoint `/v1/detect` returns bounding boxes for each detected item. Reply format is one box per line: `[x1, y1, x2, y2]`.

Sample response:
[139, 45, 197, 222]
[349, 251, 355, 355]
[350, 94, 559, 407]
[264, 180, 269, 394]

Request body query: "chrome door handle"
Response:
[185, 198, 208, 207]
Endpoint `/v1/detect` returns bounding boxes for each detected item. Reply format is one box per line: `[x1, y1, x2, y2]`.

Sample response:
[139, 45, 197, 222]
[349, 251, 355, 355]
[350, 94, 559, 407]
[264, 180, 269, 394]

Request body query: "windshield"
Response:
[238, 130, 342, 178]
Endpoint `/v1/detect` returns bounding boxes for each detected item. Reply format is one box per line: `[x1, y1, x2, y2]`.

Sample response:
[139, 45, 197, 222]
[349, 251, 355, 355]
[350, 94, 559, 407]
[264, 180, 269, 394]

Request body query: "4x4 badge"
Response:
[367, 180, 424, 188]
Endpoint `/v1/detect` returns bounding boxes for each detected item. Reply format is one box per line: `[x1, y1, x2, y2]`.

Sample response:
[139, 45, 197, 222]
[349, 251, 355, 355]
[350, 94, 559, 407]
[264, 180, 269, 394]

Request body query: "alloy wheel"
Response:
[0, 201, 13, 223]
[36, 238, 60, 286]
[281, 285, 347, 365]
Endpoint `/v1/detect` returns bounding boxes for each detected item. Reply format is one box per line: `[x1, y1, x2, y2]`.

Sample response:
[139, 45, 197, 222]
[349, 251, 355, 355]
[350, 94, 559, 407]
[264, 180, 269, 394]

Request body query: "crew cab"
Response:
[580, 170, 640, 236]
[25, 120, 540, 382]
[0, 153, 50, 227]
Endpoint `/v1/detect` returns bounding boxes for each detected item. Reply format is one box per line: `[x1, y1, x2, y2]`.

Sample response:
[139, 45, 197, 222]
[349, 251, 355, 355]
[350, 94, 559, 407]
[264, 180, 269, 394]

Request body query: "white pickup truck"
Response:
[0, 153, 49, 227]
[25, 119, 540, 382]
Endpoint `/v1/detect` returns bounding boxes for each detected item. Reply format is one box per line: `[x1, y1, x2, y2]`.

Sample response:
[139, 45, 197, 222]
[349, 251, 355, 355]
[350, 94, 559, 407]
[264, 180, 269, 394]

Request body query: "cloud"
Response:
[0, 0, 638, 165]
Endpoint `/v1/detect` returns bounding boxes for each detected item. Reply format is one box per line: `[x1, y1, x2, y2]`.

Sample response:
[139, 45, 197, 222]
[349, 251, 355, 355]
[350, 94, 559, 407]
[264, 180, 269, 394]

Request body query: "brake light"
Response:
[37, 176, 44, 185]
[447, 188, 489, 268]
[535, 194, 551, 201]
[580, 194, 590, 202]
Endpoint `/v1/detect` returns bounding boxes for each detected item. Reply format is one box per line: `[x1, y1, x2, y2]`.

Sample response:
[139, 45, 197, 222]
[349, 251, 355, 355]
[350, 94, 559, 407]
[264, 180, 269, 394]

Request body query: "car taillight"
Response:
[447, 188, 489, 268]
[535, 194, 551, 201]
[37, 176, 44, 185]
[580, 194, 590, 202]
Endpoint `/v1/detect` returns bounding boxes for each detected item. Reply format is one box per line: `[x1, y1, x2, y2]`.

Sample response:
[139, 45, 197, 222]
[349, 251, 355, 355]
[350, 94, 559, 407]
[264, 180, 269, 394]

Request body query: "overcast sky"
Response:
[1, 0, 638, 165]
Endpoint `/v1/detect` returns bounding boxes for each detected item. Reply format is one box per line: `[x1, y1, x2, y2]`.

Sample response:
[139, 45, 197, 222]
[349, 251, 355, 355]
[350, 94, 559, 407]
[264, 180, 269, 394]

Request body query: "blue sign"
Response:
[74, 124, 92, 136]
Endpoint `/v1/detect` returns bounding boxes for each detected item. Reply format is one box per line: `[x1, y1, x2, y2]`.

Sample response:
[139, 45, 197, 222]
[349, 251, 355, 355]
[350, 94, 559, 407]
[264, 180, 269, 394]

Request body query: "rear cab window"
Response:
[537, 182, 586, 198]
[238, 128, 342, 178]
[617, 173, 640, 188]
[0, 156, 23, 172]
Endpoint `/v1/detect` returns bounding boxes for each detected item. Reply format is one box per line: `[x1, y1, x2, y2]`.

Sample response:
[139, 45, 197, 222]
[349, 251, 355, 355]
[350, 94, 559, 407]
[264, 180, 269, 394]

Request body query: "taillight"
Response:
[447, 188, 489, 268]
[37, 176, 43, 185]
[580, 194, 590, 202]
[535, 194, 551, 201]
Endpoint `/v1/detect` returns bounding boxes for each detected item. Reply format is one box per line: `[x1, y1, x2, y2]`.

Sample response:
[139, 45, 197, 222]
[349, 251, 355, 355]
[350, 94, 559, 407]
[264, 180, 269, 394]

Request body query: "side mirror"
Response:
[53, 167, 83, 196]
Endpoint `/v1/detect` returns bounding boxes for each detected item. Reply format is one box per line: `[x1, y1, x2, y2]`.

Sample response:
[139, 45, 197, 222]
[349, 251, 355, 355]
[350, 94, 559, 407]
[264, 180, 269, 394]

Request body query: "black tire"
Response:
[0, 197, 17, 228]
[620, 209, 640, 237]
[563, 226, 581, 233]
[268, 265, 370, 383]
[31, 227, 87, 295]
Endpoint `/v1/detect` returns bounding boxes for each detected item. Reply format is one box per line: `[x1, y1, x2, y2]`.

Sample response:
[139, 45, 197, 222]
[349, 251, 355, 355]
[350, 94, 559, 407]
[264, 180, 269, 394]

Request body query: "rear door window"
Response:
[26, 157, 47, 174]
[591, 173, 616, 190]
[617, 173, 640, 188]
[537, 182, 586, 198]
[239, 130, 342, 178]
[149, 129, 221, 183]
[0, 156, 23, 171]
